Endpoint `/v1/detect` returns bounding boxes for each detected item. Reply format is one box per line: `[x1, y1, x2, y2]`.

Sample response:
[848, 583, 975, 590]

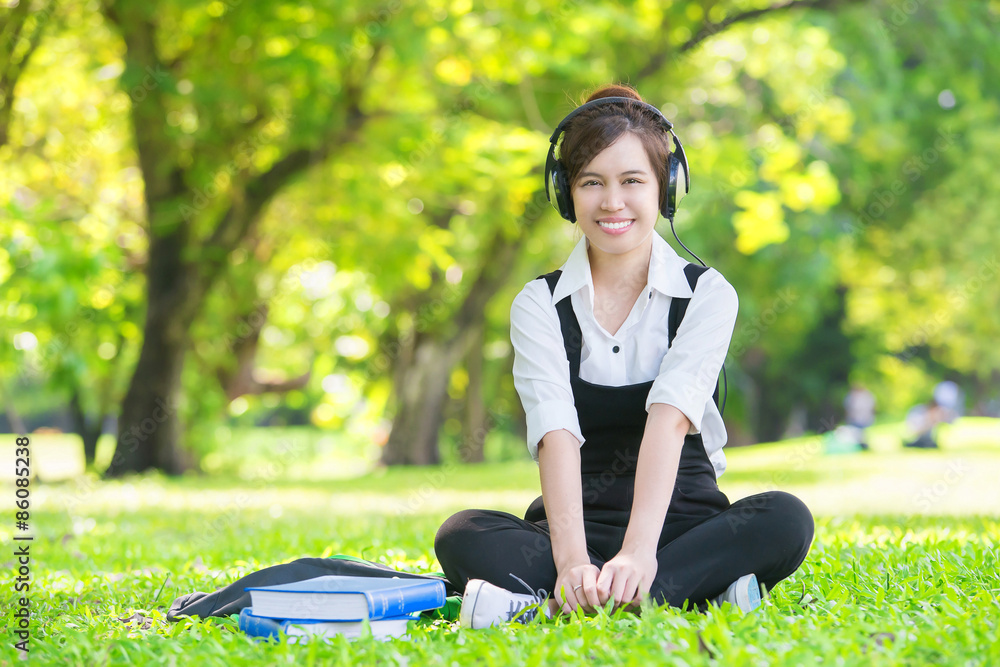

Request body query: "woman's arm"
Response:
[511, 281, 601, 612]
[537, 429, 588, 569]
[537, 428, 604, 613]
[510, 283, 586, 461]
[595, 403, 689, 608]
[621, 403, 689, 555]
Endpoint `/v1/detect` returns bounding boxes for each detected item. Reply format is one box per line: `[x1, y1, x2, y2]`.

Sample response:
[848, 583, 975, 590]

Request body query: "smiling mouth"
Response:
[597, 219, 634, 231]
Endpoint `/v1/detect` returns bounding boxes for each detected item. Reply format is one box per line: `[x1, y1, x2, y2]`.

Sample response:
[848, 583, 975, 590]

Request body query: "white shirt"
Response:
[510, 232, 739, 478]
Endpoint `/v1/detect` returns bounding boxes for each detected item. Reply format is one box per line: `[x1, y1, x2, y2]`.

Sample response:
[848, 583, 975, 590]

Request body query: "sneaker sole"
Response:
[459, 579, 487, 629]
[736, 574, 761, 612]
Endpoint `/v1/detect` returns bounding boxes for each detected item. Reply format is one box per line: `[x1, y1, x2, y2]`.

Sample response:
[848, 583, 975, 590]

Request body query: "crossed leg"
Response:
[434, 490, 814, 611]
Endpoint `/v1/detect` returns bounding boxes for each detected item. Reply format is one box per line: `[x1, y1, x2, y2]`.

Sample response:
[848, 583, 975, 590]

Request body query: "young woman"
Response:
[435, 83, 814, 629]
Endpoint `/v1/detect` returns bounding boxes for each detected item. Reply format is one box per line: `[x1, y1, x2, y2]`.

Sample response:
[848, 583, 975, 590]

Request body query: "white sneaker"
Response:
[713, 573, 762, 612]
[460, 575, 550, 629]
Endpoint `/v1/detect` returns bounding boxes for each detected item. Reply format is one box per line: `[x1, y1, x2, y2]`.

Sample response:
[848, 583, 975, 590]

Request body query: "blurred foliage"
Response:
[1, 0, 999, 466]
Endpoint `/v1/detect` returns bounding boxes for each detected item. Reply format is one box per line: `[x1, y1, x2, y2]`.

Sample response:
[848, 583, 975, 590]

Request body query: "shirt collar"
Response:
[550, 232, 694, 306]
[648, 231, 696, 298]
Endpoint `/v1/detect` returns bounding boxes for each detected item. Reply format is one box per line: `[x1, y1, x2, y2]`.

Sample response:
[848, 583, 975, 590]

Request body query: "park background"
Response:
[2, 0, 999, 664]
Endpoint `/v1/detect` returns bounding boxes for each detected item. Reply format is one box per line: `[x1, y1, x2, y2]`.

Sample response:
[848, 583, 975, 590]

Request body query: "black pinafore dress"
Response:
[523, 265, 730, 561]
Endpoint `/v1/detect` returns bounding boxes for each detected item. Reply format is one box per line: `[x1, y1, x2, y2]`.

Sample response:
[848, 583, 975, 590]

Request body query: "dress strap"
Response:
[666, 263, 709, 346]
[537, 264, 718, 408]
[538, 270, 582, 378]
[667, 263, 721, 409]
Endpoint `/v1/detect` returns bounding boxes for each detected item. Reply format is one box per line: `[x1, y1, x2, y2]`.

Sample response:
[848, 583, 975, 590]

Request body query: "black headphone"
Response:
[544, 96, 690, 225]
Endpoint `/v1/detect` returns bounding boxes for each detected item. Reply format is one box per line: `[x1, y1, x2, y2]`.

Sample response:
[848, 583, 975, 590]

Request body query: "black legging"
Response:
[435, 490, 814, 610]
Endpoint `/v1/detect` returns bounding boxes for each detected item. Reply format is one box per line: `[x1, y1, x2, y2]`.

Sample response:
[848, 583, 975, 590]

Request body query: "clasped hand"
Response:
[553, 550, 657, 614]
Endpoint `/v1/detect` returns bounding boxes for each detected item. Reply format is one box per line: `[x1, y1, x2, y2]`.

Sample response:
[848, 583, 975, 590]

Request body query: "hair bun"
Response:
[585, 83, 643, 104]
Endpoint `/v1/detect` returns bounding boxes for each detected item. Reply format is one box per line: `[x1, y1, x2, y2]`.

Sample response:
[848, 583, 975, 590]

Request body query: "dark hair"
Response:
[558, 83, 672, 209]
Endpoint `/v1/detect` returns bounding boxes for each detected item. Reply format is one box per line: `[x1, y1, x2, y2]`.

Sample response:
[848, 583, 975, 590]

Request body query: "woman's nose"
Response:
[602, 186, 624, 210]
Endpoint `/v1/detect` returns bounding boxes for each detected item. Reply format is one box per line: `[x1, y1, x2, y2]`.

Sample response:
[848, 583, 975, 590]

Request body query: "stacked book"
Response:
[239, 574, 447, 642]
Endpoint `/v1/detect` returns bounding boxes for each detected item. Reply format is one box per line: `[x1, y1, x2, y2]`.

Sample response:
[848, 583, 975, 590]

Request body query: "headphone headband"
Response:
[544, 96, 689, 223]
[547, 96, 673, 144]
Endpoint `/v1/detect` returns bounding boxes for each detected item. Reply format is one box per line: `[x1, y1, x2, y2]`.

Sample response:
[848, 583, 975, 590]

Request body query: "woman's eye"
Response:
[624, 178, 642, 184]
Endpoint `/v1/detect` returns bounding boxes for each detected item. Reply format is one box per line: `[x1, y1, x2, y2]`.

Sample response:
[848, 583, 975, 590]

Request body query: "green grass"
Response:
[2, 419, 1000, 665]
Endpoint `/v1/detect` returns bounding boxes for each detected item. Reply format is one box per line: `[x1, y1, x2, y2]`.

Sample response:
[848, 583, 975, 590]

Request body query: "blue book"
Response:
[244, 575, 446, 621]
[238, 607, 416, 642]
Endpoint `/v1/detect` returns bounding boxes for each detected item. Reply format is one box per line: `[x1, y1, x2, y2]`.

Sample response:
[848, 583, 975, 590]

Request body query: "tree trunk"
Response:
[379, 214, 532, 466]
[0, 1, 54, 148]
[69, 389, 104, 467]
[106, 314, 190, 476]
[802, 285, 852, 434]
[1, 386, 27, 435]
[503, 345, 528, 443]
[743, 348, 791, 444]
[105, 227, 196, 477]
[754, 374, 790, 443]
[460, 325, 487, 463]
[381, 334, 465, 466]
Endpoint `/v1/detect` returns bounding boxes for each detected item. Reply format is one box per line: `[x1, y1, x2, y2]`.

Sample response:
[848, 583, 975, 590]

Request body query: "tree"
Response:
[1, 0, 143, 461]
[0, 0, 55, 147]
[95, 0, 393, 475]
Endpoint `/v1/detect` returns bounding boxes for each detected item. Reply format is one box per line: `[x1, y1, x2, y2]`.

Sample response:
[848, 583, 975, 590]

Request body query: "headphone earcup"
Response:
[662, 155, 679, 219]
[663, 152, 689, 219]
[550, 161, 576, 222]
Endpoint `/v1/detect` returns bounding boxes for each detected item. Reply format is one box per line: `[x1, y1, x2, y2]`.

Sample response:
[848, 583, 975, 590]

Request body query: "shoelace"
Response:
[506, 573, 549, 624]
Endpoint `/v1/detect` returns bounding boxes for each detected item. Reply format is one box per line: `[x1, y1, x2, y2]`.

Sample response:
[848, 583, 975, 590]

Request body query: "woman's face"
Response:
[570, 132, 660, 265]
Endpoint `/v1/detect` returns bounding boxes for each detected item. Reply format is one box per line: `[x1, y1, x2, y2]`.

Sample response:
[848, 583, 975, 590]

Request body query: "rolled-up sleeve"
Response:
[646, 269, 738, 434]
[510, 282, 585, 462]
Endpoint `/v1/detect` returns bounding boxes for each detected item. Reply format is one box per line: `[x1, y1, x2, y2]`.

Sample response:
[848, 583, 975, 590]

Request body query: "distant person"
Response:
[903, 400, 943, 449]
[904, 381, 963, 449]
[974, 396, 1000, 418]
[843, 384, 876, 450]
[434, 83, 814, 629]
[932, 380, 962, 424]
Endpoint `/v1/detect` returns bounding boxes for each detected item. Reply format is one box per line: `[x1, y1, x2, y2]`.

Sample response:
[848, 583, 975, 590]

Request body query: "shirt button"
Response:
[648, 292, 652, 299]
[612, 345, 620, 353]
